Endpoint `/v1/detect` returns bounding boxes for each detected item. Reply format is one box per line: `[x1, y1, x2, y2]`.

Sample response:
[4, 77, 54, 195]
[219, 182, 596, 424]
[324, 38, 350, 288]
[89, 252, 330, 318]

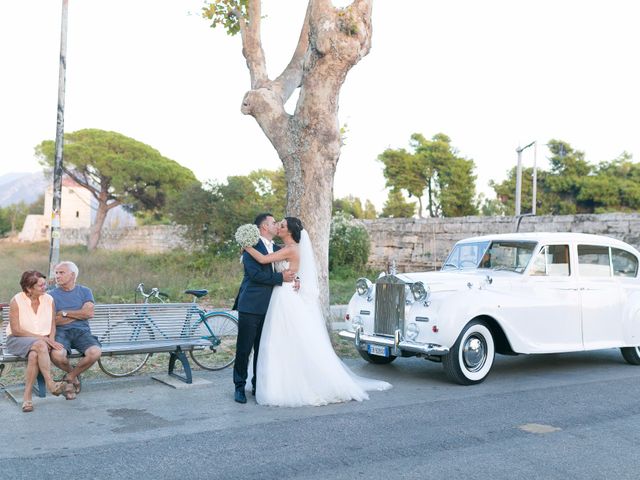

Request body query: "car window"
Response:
[479, 241, 537, 273]
[529, 245, 570, 276]
[577, 245, 611, 277]
[611, 247, 638, 277]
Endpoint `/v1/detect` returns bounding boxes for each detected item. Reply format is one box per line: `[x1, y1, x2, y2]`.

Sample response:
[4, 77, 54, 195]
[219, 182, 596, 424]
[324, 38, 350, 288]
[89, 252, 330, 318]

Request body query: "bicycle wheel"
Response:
[98, 320, 154, 377]
[190, 311, 238, 371]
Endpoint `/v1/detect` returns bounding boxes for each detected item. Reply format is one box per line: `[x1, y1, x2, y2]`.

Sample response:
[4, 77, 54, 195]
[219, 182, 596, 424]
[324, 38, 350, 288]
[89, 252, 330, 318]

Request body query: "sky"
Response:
[1, 0, 639, 211]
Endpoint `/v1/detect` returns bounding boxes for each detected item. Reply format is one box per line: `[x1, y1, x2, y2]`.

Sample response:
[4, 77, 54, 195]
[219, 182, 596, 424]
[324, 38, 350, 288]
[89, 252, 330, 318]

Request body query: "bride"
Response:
[244, 216, 391, 407]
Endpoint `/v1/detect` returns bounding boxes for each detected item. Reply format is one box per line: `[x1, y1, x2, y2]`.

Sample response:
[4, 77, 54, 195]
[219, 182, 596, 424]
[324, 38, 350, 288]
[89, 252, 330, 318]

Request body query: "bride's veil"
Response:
[297, 230, 320, 303]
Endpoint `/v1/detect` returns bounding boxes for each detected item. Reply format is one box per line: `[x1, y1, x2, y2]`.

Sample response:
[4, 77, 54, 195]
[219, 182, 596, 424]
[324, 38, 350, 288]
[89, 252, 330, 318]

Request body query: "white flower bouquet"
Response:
[235, 223, 260, 248]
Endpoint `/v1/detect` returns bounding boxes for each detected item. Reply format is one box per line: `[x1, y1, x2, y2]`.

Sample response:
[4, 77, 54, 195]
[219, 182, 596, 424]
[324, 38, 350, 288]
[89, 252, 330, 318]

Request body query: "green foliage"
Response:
[333, 195, 377, 219]
[329, 212, 370, 271]
[202, 0, 248, 36]
[329, 266, 379, 305]
[476, 193, 507, 216]
[169, 168, 286, 254]
[490, 139, 640, 215]
[0, 195, 44, 237]
[578, 153, 640, 212]
[380, 188, 416, 218]
[36, 129, 198, 222]
[378, 132, 478, 217]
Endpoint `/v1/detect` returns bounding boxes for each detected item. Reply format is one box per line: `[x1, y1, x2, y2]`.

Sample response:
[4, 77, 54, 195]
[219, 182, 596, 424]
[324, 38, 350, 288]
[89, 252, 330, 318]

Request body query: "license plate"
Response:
[367, 344, 389, 357]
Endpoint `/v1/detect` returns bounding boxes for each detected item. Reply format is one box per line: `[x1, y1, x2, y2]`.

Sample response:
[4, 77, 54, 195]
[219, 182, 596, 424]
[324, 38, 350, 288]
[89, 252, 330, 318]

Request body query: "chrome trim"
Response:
[374, 277, 405, 335]
[338, 330, 449, 356]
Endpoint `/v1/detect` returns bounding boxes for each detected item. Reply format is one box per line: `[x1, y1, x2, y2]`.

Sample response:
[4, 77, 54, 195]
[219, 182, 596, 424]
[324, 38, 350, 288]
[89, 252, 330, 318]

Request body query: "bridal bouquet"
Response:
[235, 223, 260, 248]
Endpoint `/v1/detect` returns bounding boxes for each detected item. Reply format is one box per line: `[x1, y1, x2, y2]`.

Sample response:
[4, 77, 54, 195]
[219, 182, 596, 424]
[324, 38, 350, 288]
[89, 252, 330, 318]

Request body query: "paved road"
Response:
[2, 349, 640, 479]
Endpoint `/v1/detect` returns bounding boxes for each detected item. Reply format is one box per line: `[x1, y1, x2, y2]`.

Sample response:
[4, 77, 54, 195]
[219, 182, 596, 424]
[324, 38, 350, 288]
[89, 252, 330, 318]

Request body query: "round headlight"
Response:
[406, 322, 419, 340]
[411, 281, 430, 302]
[355, 278, 372, 297]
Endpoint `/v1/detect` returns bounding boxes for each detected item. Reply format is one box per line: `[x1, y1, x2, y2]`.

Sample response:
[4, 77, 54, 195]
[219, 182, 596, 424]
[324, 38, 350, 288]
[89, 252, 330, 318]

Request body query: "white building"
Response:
[19, 177, 136, 242]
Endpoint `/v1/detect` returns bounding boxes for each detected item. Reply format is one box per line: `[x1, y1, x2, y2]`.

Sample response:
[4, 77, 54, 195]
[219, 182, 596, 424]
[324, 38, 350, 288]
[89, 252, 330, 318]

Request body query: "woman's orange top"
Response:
[6, 292, 53, 337]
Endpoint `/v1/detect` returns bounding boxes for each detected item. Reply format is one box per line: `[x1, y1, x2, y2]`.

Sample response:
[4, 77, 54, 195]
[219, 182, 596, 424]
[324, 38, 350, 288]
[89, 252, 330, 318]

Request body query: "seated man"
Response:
[49, 261, 102, 400]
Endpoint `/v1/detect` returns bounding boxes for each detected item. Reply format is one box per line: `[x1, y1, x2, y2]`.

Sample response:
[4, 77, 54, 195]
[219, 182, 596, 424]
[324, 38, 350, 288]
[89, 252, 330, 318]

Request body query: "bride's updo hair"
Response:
[285, 217, 304, 243]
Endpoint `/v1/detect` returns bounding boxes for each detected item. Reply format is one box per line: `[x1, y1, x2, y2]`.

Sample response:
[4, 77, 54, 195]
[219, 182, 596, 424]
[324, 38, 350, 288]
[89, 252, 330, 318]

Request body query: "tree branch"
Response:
[239, 0, 268, 88]
[271, 2, 311, 103]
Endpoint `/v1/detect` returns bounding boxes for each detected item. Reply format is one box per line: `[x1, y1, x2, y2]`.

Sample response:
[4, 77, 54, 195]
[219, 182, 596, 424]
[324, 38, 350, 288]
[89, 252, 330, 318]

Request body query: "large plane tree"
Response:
[203, 0, 374, 310]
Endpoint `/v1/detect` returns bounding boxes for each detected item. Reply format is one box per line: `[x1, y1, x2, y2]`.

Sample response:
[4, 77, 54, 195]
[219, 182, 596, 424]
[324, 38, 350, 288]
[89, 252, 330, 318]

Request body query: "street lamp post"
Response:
[515, 141, 535, 216]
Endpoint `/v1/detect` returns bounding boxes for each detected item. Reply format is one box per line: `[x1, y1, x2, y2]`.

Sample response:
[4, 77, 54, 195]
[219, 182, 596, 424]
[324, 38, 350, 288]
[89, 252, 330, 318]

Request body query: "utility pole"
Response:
[532, 141, 537, 215]
[515, 141, 535, 216]
[48, 0, 69, 281]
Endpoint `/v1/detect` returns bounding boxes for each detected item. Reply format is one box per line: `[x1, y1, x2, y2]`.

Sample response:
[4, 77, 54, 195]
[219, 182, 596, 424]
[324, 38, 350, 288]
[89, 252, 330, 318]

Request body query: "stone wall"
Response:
[363, 213, 640, 272]
[18, 213, 640, 265]
[59, 225, 189, 253]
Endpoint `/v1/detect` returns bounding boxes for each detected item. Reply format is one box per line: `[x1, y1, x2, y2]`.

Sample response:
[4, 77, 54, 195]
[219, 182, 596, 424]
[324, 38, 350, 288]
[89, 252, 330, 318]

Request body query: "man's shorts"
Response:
[55, 328, 101, 355]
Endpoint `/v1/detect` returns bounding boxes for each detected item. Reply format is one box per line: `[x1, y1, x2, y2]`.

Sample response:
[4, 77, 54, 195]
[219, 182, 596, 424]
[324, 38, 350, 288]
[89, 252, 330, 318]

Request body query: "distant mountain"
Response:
[0, 172, 49, 207]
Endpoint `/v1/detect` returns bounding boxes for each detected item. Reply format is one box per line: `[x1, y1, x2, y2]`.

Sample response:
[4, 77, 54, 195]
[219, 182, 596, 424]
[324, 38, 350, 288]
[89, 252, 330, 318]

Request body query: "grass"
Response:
[0, 241, 373, 306]
[0, 241, 244, 307]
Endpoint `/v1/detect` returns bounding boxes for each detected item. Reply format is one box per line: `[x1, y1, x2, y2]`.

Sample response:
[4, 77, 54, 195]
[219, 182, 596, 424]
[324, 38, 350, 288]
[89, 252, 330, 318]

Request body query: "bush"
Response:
[329, 212, 370, 271]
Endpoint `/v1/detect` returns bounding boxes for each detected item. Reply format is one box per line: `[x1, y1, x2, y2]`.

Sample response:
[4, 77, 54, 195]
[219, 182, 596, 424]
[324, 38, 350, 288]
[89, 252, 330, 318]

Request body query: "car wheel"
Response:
[358, 349, 397, 364]
[443, 320, 495, 385]
[620, 346, 640, 365]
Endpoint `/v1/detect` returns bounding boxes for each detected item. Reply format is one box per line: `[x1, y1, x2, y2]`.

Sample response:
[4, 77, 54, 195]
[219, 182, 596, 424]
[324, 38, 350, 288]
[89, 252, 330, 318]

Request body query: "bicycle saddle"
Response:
[184, 289, 209, 298]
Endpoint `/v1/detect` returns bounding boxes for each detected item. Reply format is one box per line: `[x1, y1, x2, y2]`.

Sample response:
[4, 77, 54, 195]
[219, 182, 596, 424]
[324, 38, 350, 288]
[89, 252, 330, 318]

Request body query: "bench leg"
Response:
[34, 372, 46, 398]
[168, 349, 193, 384]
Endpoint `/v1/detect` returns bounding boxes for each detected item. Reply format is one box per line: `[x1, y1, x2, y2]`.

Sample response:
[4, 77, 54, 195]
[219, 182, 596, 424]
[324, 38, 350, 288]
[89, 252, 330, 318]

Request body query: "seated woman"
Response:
[6, 270, 65, 412]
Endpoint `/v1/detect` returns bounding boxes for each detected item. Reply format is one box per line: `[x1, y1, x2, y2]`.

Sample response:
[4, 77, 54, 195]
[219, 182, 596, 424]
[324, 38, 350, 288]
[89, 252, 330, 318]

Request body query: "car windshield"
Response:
[442, 241, 490, 270]
[442, 240, 537, 273]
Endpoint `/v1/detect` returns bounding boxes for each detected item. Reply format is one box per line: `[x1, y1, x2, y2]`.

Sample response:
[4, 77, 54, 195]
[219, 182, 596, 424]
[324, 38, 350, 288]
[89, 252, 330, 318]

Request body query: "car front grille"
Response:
[374, 281, 405, 336]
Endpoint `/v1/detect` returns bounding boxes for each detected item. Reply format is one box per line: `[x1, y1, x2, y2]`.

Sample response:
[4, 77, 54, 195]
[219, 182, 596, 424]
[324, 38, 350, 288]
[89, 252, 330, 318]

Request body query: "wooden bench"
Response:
[1, 302, 218, 397]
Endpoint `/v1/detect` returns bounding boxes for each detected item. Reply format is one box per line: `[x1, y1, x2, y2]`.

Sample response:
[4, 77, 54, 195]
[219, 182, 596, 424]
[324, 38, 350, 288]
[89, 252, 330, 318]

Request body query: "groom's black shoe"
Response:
[251, 387, 256, 396]
[234, 389, 247, 404]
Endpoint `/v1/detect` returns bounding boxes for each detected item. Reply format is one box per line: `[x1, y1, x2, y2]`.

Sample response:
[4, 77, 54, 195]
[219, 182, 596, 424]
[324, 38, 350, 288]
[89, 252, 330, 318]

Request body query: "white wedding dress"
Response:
[256, 231, 391, 407]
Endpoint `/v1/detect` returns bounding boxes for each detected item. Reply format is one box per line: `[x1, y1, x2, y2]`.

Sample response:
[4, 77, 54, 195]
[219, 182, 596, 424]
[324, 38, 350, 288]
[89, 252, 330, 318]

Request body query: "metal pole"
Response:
[515, 147, 522, 216]
[532, 141, 537, 215]
[48, 0, 69, 281]
[515, 141, 535, 217]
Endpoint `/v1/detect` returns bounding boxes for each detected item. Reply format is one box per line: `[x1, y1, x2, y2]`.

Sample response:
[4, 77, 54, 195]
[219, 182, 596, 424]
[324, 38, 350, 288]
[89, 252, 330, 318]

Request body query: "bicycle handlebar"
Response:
[135, 283, 168, 303]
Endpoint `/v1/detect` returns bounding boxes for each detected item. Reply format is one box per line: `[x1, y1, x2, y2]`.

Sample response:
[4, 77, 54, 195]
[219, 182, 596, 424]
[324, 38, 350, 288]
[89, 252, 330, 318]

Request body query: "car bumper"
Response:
[338, 327, 449, 356]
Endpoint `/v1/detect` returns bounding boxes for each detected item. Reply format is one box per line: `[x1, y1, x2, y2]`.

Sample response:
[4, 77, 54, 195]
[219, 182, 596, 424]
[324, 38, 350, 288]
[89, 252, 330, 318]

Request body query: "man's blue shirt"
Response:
[49, 285, 95, 332]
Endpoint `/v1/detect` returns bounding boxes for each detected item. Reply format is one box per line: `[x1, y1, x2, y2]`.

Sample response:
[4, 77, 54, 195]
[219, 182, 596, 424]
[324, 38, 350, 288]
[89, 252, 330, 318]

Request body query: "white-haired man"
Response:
[49, 261, 102, 400]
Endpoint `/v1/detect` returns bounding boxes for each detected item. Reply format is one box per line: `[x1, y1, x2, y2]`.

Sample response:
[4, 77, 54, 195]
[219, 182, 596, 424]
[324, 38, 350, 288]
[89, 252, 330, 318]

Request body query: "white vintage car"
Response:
[339, 232, 640, 385]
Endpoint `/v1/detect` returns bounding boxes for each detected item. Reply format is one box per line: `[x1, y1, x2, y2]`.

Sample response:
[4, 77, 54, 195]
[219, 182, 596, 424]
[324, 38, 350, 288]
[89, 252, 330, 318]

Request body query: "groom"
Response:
[232, 213, 296, 404]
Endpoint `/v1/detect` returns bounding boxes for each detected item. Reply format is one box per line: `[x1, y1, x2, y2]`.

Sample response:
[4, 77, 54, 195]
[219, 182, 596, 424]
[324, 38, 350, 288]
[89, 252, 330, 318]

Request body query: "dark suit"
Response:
[232, 239, 283, 392]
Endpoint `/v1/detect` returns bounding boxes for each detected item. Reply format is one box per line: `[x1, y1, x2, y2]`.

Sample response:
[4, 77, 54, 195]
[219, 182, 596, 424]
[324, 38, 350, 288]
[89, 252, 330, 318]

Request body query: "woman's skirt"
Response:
[5, 336, 40, 358]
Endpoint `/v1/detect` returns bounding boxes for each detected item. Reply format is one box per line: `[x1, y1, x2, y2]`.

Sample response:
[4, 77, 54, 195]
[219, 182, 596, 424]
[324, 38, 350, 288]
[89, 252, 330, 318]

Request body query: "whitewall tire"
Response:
[443, 320, 495, 385]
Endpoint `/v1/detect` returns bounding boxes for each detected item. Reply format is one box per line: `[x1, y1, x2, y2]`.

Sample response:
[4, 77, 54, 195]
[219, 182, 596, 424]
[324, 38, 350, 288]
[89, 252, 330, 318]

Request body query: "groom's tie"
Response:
[265, 239, 274, 271]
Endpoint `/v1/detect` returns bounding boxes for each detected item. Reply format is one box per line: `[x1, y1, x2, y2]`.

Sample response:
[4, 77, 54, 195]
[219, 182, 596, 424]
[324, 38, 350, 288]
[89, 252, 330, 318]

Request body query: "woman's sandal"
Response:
[63, 381, 76, 400]
[49, 381, 65, 397]
[22, 401, 34, 413]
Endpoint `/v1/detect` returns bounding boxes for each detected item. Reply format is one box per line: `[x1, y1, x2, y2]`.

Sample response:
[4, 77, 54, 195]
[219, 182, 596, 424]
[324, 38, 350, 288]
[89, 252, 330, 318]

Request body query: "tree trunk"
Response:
[237, 0, 373, 318]
[87, 187, 119, 251]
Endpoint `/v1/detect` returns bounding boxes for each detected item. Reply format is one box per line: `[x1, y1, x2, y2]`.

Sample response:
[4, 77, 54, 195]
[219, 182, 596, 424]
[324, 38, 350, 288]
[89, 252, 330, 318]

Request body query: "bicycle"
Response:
[97, 284, 239, 377]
